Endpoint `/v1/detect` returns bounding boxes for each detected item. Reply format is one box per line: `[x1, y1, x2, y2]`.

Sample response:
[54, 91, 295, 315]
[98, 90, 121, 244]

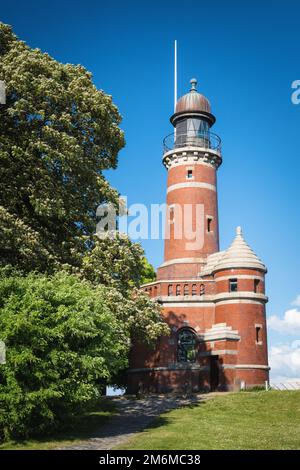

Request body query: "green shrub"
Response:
[0, 270, 128, 441]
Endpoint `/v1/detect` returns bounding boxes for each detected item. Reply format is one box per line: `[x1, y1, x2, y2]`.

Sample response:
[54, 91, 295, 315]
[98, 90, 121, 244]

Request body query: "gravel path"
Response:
[58, 394, 207, 450]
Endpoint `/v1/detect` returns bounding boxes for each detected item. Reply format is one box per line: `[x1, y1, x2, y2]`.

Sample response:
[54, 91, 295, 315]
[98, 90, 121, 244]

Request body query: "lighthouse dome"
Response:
[175, 78, 211, 114]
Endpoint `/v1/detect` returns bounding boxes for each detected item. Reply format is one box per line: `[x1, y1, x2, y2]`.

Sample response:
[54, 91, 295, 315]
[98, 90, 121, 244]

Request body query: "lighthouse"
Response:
[127, 79, 269, 393]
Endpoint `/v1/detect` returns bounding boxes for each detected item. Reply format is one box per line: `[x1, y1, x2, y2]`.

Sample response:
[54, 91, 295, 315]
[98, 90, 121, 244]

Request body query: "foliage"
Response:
[0, 23, 124, 272]
[81, 234, 145, 295]
[140, 256, 156, 285]
[0, 25, 169, 441]
[0, 399, 116, 450]
[0, 270, 128, 440]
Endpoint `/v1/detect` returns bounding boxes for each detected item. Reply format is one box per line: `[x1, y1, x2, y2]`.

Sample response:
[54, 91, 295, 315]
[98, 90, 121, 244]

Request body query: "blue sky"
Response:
[1, 0, 300, 382]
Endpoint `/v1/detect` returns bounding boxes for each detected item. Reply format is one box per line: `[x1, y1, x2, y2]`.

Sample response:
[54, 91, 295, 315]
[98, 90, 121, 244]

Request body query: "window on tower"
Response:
[229, 279, 238, 292]
[177, 328, 197, 363]
[176, 284, 181, 296]
[200, 284, 205, 296]
[168, 284, 173, 296]
[207, 217, 213, 232]
[184, 284, 189, 296]
[187, 169, 193, 179]
[254, 279, 260, 293]
[255, 325, 262, 344]
[192, 284, 197, 296]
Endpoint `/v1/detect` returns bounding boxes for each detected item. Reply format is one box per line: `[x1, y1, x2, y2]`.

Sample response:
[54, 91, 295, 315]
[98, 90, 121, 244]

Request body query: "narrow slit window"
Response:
[176, 284, 181, 296]
[256, 326, 262, 343]
[254, 279, 260, 293]
[229, 279, 238, 292]
[187, 169, 193, 179]
[169, 207, 174, 223]
[207, 217, 213, 232]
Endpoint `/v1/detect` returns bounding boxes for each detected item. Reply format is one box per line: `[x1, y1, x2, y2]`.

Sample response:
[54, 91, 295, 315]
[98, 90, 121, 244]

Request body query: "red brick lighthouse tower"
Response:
[127, 79, 269, 393]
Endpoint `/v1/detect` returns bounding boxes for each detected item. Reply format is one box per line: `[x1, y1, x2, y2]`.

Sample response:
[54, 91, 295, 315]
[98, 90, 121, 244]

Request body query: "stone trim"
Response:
[215, 274, 264, 282]
[236, 364, 270, 370]
[198, 350, 238, 357]
[127, 365, 210, 373]
[214, 292, 267, 302]
[163, 147, 221, 170]
[200, 323, 240, 342]
[159, 258, 206, 267]
[142, 279, 215, 287]
[162, 302, 215, 308]
[127, 363, 269, 374]
[167, 181, 216, 194]
[216, 300, 266, 306]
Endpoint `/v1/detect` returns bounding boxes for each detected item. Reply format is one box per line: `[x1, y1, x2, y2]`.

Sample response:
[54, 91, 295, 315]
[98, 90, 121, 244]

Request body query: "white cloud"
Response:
[268, 308, 300, 335]
[291, 295, 300, 307]
[269, 340, 300, 383]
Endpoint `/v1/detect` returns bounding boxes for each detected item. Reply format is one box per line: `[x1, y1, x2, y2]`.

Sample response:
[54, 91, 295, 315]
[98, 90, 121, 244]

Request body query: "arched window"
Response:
[184, 284, 189, 296]
[200, 284, 205, 296]
[192, 284, 197, 296]
[168, 284, 173, 296]
[177, 328, 197, 363]
[176, 284, 181, 296]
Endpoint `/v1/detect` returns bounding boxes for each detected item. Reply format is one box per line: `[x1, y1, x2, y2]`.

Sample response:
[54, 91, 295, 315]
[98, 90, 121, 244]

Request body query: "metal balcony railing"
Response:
[163, 131, 222, 154]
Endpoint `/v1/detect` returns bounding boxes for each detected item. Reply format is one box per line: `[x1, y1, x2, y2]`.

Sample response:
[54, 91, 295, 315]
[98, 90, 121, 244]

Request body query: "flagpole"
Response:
[174, 40, 177, 113]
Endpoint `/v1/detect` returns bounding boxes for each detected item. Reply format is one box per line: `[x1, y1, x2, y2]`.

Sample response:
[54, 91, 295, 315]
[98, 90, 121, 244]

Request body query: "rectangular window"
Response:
[207, 217, 213, 232]
[168, 284, 173, 296]
[184, 284, 189, 296]
[229, 279, 238, 292]
[192, 284, 197, 296]
[176, 284, 181, 296]
[187, 169, 193, 179]
[254, 279, 260, 293]
[256, 326, 262, 343]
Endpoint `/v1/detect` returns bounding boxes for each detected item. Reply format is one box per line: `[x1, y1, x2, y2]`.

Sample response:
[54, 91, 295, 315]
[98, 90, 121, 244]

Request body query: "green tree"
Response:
[81, 235, 156, 294]
[0, 269, 129, 440]
[0, 23, 124, 272]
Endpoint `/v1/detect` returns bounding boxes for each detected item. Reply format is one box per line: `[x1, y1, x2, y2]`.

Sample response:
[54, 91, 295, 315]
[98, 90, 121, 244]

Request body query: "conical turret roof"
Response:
[214, 226, 267, 272]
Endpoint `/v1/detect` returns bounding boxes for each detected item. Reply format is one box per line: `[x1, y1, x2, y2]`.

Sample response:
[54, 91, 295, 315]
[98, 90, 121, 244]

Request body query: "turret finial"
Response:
[236, 226, 242, 236]
[190, 78, 197, 92]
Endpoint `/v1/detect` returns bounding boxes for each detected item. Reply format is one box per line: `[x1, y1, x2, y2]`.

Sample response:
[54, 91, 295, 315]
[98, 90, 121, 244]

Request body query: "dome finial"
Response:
[190, 78, 197, 92]
[236, 226, 242, 236]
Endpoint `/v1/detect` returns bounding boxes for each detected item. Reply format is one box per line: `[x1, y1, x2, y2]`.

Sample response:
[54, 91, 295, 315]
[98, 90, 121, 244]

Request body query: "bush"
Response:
[0, 270, 129, 441]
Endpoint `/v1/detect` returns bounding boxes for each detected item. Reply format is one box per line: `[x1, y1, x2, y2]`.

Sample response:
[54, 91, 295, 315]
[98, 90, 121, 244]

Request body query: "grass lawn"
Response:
[119, 391, 300, 450]
[0, 399, 116, 450]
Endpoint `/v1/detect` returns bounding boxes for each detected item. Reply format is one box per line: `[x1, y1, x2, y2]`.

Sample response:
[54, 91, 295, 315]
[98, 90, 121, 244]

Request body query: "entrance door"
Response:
[210, 355, 219, 391]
